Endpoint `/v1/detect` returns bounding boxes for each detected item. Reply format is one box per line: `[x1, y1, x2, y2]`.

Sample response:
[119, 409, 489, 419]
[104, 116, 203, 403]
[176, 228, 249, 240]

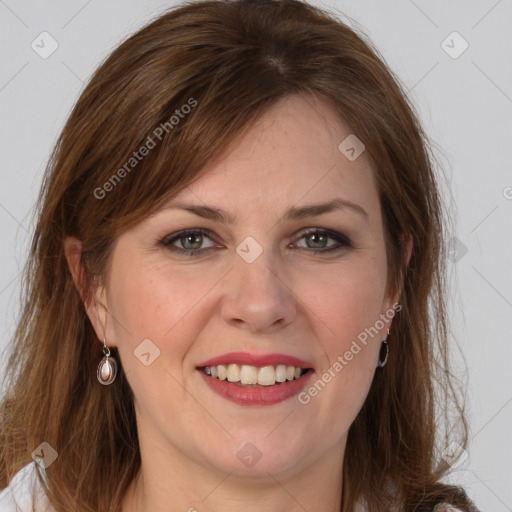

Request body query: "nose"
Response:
[220, 245, 297, 334]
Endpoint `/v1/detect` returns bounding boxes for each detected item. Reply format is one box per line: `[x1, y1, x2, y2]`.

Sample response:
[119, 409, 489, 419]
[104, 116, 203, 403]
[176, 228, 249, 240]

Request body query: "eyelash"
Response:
[160, 228, 352, 256]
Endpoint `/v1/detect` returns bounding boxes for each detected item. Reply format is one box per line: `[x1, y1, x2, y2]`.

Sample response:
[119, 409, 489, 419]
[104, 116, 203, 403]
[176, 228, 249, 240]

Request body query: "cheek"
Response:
[105, 257, 224, 408]
[295, 252, 387, 422]
[108, 255, 221, 344]
[297, 266, 382, 435]
[302, 257, 387, 348]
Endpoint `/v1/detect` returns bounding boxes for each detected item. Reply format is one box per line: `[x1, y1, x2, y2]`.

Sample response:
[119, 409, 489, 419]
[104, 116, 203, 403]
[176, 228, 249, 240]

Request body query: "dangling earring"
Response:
[377, 329, 390, 368]
[97, 336, 117, 385]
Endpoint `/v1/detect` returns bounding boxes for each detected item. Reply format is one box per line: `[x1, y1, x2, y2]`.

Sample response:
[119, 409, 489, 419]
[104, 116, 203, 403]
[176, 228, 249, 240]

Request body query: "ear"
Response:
[64, 236, 109, 343]
[384, 233, 413, 315]
[402, 232, 413, 268]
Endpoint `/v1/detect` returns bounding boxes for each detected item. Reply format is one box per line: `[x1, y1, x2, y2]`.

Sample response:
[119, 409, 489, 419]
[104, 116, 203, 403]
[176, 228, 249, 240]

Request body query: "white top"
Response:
[0, 462, 54, 512]
[0, 462, 464, 512]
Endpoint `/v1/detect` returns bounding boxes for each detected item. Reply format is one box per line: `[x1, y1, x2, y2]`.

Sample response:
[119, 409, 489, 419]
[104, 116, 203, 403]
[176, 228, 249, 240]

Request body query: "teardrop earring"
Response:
[377, 328, 390, 368]
[97, 336, 117, 385]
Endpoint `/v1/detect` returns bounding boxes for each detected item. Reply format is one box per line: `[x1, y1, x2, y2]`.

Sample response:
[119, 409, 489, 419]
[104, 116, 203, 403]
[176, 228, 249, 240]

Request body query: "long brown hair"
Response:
[0, 1, 477, 510]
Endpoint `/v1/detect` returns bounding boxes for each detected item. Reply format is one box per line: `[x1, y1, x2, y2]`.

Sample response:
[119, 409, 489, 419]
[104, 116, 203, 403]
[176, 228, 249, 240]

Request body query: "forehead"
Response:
[162, 94, 379, 220]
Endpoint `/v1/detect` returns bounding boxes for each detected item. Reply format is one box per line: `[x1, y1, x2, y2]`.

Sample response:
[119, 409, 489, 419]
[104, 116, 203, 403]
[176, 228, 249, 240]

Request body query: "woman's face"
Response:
[94, 94, 401, 481]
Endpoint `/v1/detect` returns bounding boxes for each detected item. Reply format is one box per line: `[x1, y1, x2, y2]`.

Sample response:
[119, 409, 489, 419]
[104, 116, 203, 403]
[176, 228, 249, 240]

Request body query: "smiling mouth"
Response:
[199, 363, 311, 387]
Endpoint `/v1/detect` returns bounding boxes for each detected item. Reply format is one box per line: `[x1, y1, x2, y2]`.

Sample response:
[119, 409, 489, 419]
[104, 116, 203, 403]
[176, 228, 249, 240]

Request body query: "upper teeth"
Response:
[203, 364, 305, 386]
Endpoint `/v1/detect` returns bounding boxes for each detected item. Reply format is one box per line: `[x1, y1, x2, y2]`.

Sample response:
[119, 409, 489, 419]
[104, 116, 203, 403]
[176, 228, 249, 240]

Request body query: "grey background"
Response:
[0, 0, 511, 510]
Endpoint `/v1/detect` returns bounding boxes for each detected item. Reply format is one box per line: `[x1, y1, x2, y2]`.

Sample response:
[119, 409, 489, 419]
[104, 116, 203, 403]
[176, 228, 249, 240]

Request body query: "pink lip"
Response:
[196, 352, 313, 369]
[198, 370, 314, 406]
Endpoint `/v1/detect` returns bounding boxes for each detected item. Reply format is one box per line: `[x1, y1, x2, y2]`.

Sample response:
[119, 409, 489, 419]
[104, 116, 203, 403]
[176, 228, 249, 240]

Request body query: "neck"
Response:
[122, 438, 345, 512]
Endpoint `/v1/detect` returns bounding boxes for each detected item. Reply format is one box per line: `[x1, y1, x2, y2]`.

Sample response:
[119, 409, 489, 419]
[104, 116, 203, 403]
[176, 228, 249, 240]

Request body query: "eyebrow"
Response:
[164, 198, 369, 223]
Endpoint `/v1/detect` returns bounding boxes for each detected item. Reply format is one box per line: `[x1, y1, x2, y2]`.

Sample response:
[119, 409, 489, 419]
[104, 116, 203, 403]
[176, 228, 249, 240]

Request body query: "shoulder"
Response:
[0, 462, 55, 512]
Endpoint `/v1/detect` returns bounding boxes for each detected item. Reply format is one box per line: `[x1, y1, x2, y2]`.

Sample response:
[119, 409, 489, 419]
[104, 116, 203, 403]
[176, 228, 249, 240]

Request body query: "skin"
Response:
[66, 93, 412, 512]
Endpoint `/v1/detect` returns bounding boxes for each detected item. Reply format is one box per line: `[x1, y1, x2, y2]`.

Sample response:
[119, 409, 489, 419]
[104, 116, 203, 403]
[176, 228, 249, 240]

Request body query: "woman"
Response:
[0, 0, 479, 511]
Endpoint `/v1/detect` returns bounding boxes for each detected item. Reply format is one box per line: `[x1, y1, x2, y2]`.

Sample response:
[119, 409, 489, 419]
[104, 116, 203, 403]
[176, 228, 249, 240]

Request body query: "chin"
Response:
[199, 431, 317, 481]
